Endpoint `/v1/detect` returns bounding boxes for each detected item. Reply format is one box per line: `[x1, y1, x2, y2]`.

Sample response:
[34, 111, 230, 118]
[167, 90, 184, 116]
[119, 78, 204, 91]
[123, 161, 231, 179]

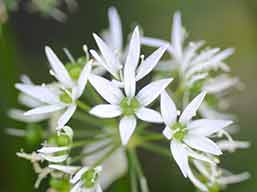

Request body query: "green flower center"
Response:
[120, 97, 140, 116]
[65, 57, 87, 80]
[59, 91, 73, 104]
[82, 169, 99, 188]
[171, 122, 187, 141]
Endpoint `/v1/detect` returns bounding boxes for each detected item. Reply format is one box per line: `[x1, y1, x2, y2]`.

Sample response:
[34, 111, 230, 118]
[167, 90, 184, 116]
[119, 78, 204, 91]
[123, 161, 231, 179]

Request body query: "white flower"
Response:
[82, 139, 127, 189]
[15, 47, 92, 130]
[37, 126, 73, 163]
[160, 90, 232, 191]
[91, 26, 168, 82]
[142, 11, 234, 87]
[89, 72, 172, 145]
[49, 165, 103, 192]
[89, 27, 172, 145]
[217, 140, 250, 153]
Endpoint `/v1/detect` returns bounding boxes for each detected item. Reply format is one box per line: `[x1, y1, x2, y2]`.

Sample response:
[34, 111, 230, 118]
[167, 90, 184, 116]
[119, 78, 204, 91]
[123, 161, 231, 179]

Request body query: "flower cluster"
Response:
[8, 7, 249, 192]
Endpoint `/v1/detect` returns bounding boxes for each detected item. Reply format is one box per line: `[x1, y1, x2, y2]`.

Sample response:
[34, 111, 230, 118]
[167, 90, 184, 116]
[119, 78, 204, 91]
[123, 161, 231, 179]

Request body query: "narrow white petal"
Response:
[108, 7, 123, 51]
[170, 140, 190, 177]
[217, 140, 250, 152]
[119, 116, 137, 145]
[217, 172, 250, 185]
[25, 104, 65, 116]
[57, 104, 77, 130]
[45, 46, 73, 87]
[125, 27, 141, 71]
[188, 119, 233, 136]
[136, 78, 173, 106]
[39, 154, 69, 163]
[124, 56, 136, 98]
[38, 146, 69, 154]
[18, 94, 42, 108]
[16, 84, 59, 104]
[8, 109, 49, 123]
[71, 167, 89, 184]
[171, 11, 184, 60]
[136, 45, 168, 81]
[161, 91, 177, 126]
[90, 104, 122, 118]
[179, 92, 206, 124]
[141, 37, 170, 48]
[77, 61, 92, 97]
[49, 164, 79, 174]
[96, 184, 103, 192]
[162, 126, 173, 140]
[89, 74, 124, 105]
[184, 135, 222, 155]
[90, 49, 119, 79]
[71, 181, 83, 192]
[93, 34, 121, 77]
[135, 107, 163, 123]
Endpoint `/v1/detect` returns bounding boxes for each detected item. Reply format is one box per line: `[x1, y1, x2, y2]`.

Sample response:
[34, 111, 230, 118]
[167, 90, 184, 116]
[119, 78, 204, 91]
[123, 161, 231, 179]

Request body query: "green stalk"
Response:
[130, 149, 149, 192]
[127, 150, 139, 192]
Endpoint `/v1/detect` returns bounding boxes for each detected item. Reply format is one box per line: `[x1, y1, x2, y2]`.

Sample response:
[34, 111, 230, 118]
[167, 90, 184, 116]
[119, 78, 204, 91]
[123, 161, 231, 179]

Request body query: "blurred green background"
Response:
[0, 0, 257, 191]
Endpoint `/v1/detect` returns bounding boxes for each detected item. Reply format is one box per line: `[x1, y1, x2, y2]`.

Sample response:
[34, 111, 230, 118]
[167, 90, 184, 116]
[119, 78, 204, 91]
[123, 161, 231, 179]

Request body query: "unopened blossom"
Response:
[160, 90, 232, 191]
[142, 11, 234, 89]
[193, 160, 250, 191]
[49, 164, 103, 192]
[217, 140, 250, 153]
[91, 27, 168, 83]
[16, 46, 92, 130]
[38, 126, 73, 163]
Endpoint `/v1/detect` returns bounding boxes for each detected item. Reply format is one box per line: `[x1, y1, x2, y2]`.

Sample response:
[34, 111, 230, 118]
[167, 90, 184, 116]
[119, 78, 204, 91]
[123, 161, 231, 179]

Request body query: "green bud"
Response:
[48, 134, 71, 147]
[82, 169, 99, 188]
[49, 177, 71, 192]
[25, 124, 43, 146]
[120, 97, 140, 116]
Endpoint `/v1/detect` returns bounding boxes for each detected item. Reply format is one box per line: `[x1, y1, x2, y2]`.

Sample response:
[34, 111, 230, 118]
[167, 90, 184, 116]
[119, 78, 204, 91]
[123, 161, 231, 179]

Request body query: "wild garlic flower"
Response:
[160, 90, 232, 191]
[142, 12, 234, 89]
[16, 46, 92, 130]
[91, 27, 168, 84]
[49, 164, 103, 192]
[37, 126, 73, 163]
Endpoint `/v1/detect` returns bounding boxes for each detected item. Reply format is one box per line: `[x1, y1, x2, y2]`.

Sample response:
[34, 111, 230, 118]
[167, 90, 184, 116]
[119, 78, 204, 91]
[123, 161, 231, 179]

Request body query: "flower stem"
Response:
[127, 149, 138, 192]
[129, 149, 149, 192]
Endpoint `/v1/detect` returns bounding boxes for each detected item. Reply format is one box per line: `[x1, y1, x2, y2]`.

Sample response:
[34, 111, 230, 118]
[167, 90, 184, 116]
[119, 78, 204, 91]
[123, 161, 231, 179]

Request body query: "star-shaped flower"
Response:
[160, 90, 232, 191]
[49, 164, 103, 192]
[15, 46, 92, 130]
